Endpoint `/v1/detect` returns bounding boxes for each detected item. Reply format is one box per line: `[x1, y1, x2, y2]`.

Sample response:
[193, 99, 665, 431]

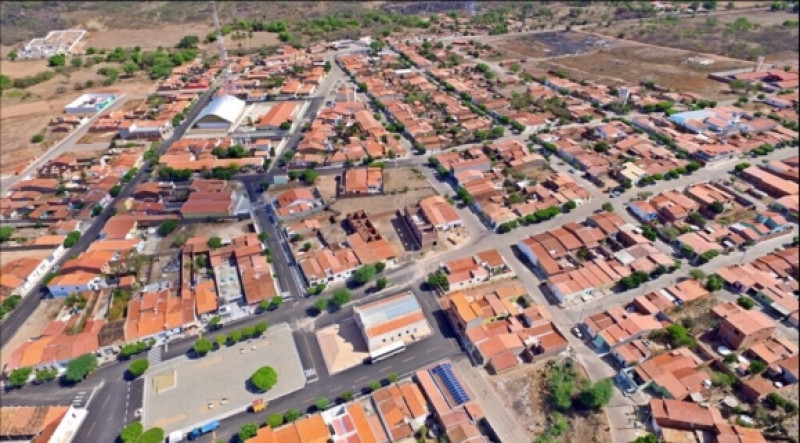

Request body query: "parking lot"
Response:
[142, 323, 306, 434]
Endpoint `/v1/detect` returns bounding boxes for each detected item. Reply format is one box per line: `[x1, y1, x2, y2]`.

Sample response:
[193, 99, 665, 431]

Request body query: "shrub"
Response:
[737, 296, 755, 310]
[157, 220, 179, 236]
[7, 367, 33, 388]
[711, 371, 736, 387]
[315, 396, 330, 410]
[266, 413, 284, 428]
[284, 408, 301, 422]
[749, 360, 766, 374]
[31, 133, 45, 143]
[65, 353, 98, 383]
[238, 423, 259, 442]
[129, 359, 149, 378]
[577, 379, 613, 410]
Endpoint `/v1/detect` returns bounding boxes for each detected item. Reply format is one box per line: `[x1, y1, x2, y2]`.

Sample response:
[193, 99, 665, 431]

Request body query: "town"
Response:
[0, 2, 798, 443]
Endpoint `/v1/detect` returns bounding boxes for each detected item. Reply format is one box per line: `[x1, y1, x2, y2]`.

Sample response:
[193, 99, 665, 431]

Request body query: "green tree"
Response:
[7, 367, 33, 388]
[331, 288, 351, 307]
[737, 296, 755, 310]
[266, 413, 284, 428]
[387, 372, 398, 383]
[194, 337, 213, 356]
[254, 322, 269, 336]
[8, 49, 18, 60]
[71, 56, 82, 68]
[427, 271, 449, 291]
[208, 316, 221, 329]
[578, 379, 613, 410]
[207, 236, 223, 249]
[705, 275, 724, 292]
[315, 396, 330, 410]
[65, 353, 98, 383]
[631, 434, 659, 443]
[0, 226, 15, 242]
[48, 54, 66, 67]
[368, 380, 382, 392]
[376, 277, 388, 290]
[601, 202, 614, 212]
[342, 390, 354, 402]
[229, 329, 243, 343]
[269, 295, 283, 310]
[63, 231, 81, 247]
[177, 35, 200, 49]
[375, 261, 386, 273]
[35, 367, 58, 383]
[301, 169, 319, 184]
[138, 428, 164, 443]
[690, 269, 706, 280]
[31, 133, 45, 143]
[120, 422, 144, 443]
[238, 423, 259, 442]
[313, 298, 329, 314]
[353, 264, 377, 285]
[251, 366, 278, 392]
[284, 409, 301, 422]
[129, 359, 149, 378]
[215, 334, 227, 348]
[749, 360, 766, 374]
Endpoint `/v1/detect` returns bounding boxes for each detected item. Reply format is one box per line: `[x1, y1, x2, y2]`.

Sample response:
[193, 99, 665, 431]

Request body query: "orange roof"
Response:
[194, 280, 218, 315]
[294, 414, 330, 443]
[257, 101, 297, 128]
[33, 235, 66, 246]
[366, 311, 425, 338]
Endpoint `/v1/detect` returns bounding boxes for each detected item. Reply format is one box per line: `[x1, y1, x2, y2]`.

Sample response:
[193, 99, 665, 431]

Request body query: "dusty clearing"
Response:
[80, 24, 214, 50]
[535, 43, 751, 100]
[491, 358, 613, 443]
[191, 220, 256, 240]
[383, 167, 431, 193]
[316, 175, 338, 201]
[0, 299, 65, 365]
[591, 10, 799, 63]
[330, 188, 435, 215]
[0, 57, 49, 77]
[493, 31, 616, 59]
[221, 32, 281, 52]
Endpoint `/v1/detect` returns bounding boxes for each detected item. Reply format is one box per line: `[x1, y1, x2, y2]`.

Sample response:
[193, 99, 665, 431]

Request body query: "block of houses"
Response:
[441, 249, 509, 290]
[622, 348, 709, 400]
[340, 167, 383, 196]
[415, 360, 486, 441]
[712, 301, 776, 350]
[273, 187, 323, 219]
[299, 248, 360, 287]
[47, 272, 102, 298]
[400, 195, 462, 249]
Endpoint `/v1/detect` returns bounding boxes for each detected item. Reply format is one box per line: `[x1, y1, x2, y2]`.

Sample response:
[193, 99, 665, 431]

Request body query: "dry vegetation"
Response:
[491, 358, 612, 443]
[591, 10, 799, 65]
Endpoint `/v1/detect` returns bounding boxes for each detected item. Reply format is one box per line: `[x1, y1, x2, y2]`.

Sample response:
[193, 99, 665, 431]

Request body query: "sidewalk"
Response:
[452, 358, 529, 443]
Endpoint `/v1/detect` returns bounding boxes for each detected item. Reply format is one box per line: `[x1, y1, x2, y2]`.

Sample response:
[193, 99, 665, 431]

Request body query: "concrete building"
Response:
[193, 94, 246, 130]
[353, 291, 432, 361]
[64, 93, 116, 114]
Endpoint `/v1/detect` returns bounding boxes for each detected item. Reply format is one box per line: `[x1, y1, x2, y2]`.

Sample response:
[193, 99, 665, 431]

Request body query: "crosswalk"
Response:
[147, 345, 162, 366]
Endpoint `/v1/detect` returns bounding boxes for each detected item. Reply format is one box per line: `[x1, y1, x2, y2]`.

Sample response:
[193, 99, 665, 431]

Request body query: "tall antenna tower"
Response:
[211, 1, 235, 96]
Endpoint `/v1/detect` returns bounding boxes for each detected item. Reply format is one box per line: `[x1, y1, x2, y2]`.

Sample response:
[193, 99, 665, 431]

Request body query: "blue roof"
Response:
[430, 362, 471, 405]
[669, 109, 713, 125]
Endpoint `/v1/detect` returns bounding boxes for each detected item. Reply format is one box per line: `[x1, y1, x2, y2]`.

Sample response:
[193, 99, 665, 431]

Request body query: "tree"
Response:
[177, 35, 200, 49]
[601, 202, 614, 212]
[427, 271, 449, 291]
[48, 54, 66, 67]
[354, 264, 377, 285]
[7, 367, 33, 388]
[631, 434, 659, 443]
[387, 372, 398, 383]
[250, 366, 278, 392]
[65, 353, 98, 383]
[138, 428, 164, 443]
[120, 422, 144, 443]
[708, 201, 725, 214]
[0, 226, 15, 242]
[749, 360, 766, 374]
[238, 423, 259, 442]
[375, 261, 386, 273]
[315, 396, 330, 410]
[229, 329, 243, 343]
[279, 120, 292, 130]
[109, 184, 122, 197]
[313, 298, 329, 314]
[71, 56, 82, 68]
[63, 230, 81, 247]
[129, 359, 150, 378]
[207, 236, 223, 249]
[578, 378, 613, 410]
[301, 168, 319, 184]
[368, 380, 382, 392]
[8, 49, 18, 60]
[241, 326, 256, 339]
[266, 413, 284, 428]
[342, 390, 354, 402]
[690, 269, 707, 280]
[208, 316, 221, 329]
[194, 337, 213, 356]
[376, 277, 388, 290]
[323, 61, 332, 73]
[31, 133, 45, 143]
[284, 409, 301, 422]
[269, 295, 283, 310]
[705, 275, 724, 292]
[215, 334, 227, 348]
[35, 367, 58, 383]
[737, 296, 755, 310]
[331, 288, 351, 307]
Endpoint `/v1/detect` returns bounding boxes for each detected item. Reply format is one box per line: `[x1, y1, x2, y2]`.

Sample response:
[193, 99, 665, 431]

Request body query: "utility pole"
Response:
[210, 1, 235, 96]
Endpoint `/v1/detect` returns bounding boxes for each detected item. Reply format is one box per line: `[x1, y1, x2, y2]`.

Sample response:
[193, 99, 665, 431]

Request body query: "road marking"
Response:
[86, 421, 96, 437]
[426, 346, 440, 354]
[402, 356, 415, 363]
[355, 376, 368, 383]
[379, 365, 393, 373]
[102, 395, 111, 408]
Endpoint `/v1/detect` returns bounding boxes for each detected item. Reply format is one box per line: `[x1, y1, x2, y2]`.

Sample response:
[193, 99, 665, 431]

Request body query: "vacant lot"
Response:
[535, 43, 752, 100]
[383, 167, 431, 193]
[80, 23, 214, 51]
[591, 10, 799, 64]
[330, 188, 435, 215]
[491, 358, 612, 443]
[493, 31, 615, 59]
[0, 299, 65, 366]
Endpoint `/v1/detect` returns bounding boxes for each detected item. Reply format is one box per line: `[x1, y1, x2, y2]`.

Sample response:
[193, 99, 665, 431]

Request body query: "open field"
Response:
[330, 188, 436, 215]
[493, 31, 615, 59]
[80, 23, 215, 51]
[589, 10, 799, 65]
[491, 358, 613, 443]
[534, 43, 752, 100]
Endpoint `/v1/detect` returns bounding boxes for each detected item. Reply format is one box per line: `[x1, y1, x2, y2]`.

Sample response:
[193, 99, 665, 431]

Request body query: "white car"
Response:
[571, 326, 583, 339]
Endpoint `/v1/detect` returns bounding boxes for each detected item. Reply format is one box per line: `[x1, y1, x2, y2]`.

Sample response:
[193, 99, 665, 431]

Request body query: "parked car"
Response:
[610, 190, 622, 198]
[571, 326, 583, 339]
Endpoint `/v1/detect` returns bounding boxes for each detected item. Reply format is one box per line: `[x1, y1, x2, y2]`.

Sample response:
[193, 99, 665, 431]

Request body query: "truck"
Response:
[187, 420, 220, 440]
[167, 431, 184, 443]
[251, 399, 266, 413]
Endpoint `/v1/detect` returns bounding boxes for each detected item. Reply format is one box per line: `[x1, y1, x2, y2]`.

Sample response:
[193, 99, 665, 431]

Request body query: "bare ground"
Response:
[329, 188, 435, 215]
[490, 357, 613, 443]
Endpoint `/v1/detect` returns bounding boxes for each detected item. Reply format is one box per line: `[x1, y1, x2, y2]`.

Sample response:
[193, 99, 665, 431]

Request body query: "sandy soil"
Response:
[80, 24, 214, 50]
[0, 57, 50, 77]
[535, 43, 751, 100]
[383, 167, 430, 193]
[190, 220, 255, 241]
[0, 299, 65, 366]
[491, 358, 613, 443]
[330, 188, 435, 215]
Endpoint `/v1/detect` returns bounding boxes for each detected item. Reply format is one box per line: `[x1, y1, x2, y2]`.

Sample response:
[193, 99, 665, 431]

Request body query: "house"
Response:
[712, 301, 776, 350]
[60, 251, 114, 275]
[99, 215, 138, 240]
[47, 272, 101, 298]
[299, 248, 360, 287]
[627, 200, 659, 222]
[372, 382, 429, 440]
[255, 101, 298, 130]
[401, 196, 461, 249]
[414, 360, 486, 439]
[273, 187, 322, 218]
[340, 167, 383, 196]
[626, 348, 708, 400]
[353, 291, 432, 361]
[180, 191, 234, 219]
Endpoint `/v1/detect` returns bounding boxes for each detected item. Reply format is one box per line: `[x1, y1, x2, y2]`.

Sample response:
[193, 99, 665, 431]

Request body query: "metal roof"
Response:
[193, 94, 245, 125]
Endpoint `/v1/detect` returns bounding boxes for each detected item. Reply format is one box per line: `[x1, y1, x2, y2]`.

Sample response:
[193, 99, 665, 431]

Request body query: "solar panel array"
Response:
[431, 362, 470, 405]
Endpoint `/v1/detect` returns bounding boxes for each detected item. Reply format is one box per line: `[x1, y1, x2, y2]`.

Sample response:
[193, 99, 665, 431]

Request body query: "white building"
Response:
[192, 94, 246, 130]
[353, 291, 432, 361]
[64, 93, 117, 114]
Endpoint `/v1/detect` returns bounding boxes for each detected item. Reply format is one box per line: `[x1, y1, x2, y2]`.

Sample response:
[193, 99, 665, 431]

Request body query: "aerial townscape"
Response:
[0, 1, 798, 442]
